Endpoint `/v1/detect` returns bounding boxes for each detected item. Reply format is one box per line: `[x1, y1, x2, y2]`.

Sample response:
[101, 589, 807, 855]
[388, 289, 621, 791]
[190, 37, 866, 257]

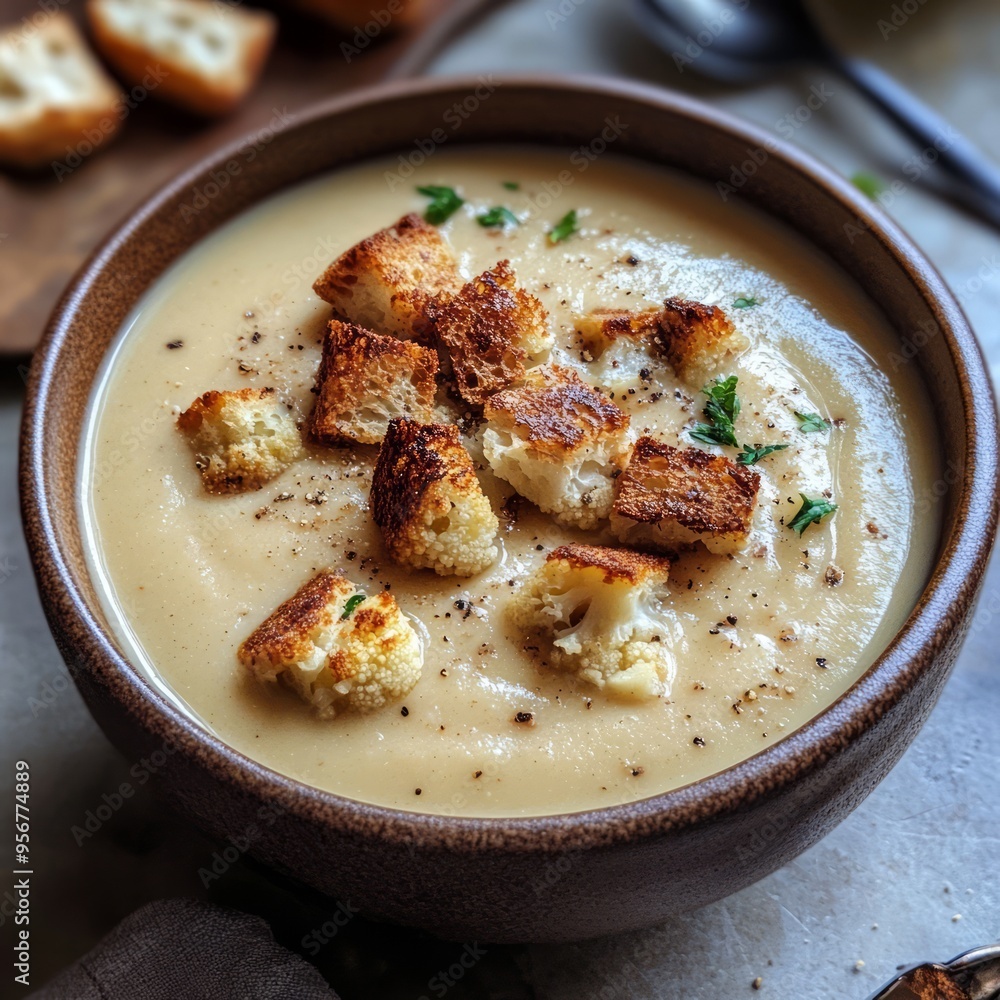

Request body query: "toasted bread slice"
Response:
[575, 307, 661, 353]
[177, 386, 303, 493]
[307, 319, 439, 446]
[313, 213, 462, 342]
[86, 0, 276, 117]
[238, 569, 423, 719]
[0, 13, 122, 169]
[482, 364, 630, 529]
[574, 306, 664, 389]
[371, 419, 499, 577]
[289, 0, 426, 30]
[610, 437, 759, 554]
[435, 259, 552, 406]
[655, 297, 748, 382]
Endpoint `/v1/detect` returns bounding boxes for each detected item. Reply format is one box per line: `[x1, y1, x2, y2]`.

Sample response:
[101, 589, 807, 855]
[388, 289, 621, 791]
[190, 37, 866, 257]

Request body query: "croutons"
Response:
[87, 0, 276, 117]
[481, 364, 630, 530]
[307, 320, 439, 446]
[434, 260, 552, 405]
[507, 543, 674, 701]
[371, 419, 499, 577]
[313, 213, 462, 341]
[238, 569, 423, 718]
[654, 297, 748, 382]
[177, 387, 303, 493]
[0, 14, 123, 170]
[574, 307, 663, 389]
[610, 437, 759, 554]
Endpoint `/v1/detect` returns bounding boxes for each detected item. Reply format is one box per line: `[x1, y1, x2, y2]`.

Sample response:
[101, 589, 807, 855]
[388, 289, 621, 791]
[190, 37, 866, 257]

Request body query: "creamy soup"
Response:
[81, 147, 941, 817]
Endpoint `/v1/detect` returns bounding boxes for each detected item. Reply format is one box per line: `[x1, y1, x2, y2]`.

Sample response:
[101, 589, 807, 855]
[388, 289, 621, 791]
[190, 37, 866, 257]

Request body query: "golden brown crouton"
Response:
[177, 387, 303, 493]
[575, 307, 661, 353]
[313, 213, 462, 341]
[655, 297, 748, 382]
[610, 437, 759, 554]
[0, 14, 123, 169]
[238, 569, 422, 718]
[307, 320, 439, 446]
[87, 0, 276, 117]
[434, 260, 552, 406]
[371, 419, 499, 576]
[482, 364, 630, 529]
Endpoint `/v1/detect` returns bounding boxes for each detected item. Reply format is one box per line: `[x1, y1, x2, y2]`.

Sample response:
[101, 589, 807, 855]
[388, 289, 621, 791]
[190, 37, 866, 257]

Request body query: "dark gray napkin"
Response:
[29, 898, 338, 1000]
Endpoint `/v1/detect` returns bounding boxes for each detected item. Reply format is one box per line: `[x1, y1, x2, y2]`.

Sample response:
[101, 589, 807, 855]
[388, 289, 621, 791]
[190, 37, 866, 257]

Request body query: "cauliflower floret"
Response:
[610, 437, 760, 554]
[655, 297, 748, 383]
[177, 387, 303, 493]
[508, 543, 675, 701]
[482, 364, 630, 530]
[238, 570, 423, 718]
[312, 213, 462, 342]
[307, 319, 439, 446]
[434, 259, 553, 405]
[574, 307, 665, 391]
[371, 419, 499, 576]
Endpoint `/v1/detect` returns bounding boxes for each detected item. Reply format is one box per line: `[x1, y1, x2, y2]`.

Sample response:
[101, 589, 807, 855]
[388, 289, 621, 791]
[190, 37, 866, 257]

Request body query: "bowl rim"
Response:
[20, 73, 1000, 852]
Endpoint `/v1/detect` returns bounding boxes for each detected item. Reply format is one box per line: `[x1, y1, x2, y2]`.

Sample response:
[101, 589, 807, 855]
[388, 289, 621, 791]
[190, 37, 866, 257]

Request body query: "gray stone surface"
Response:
[3, 0, 998, 995]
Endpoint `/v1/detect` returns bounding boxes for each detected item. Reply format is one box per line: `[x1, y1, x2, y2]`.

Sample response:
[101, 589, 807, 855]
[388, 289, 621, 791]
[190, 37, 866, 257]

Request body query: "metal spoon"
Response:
[630, 0, 1000, 227]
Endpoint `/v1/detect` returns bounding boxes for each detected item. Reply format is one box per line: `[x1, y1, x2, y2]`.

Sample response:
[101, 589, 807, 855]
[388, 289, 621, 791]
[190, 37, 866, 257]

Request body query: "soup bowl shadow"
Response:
[19, 75, 999, 943]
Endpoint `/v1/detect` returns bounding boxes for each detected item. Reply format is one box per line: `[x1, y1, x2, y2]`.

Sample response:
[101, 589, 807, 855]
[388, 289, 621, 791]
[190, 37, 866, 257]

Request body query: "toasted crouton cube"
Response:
[434, 260, 552, 405]
[610, 437, 759, 554]
[86, 0, 276, 117]
[313, 213, 462, 341]
[482, 364, 630, 530]
[655, 297, 748, 382]
[307, 320, 438, 446]
[371, 419, 499, 576]
[177, 387, 303, 493]
[507, 543, 674, 700]
[0, 14, 123, 169]
[239, 569, 423, 718]
[574, 307, 663, 389]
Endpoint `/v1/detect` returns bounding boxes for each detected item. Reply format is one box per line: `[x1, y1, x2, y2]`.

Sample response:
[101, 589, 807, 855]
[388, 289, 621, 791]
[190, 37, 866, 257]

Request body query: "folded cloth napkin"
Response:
[29, 898, 338, 1000]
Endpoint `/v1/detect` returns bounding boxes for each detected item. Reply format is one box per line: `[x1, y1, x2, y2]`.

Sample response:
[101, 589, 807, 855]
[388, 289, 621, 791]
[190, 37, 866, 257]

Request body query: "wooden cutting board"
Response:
[0, 0, 487, 354]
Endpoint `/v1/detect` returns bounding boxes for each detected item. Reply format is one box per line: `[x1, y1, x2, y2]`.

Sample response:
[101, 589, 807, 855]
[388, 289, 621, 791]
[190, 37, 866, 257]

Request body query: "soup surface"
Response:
[81, 147, 941, 817]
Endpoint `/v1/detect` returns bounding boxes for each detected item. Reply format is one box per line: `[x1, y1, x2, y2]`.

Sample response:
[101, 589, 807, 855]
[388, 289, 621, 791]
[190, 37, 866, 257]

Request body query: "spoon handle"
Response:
[833, 54, 1000, 226]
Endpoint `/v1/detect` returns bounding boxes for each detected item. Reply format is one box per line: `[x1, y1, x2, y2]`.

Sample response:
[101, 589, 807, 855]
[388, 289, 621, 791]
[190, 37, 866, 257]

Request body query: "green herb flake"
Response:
[733, 296, 758, 309]
[795, 411, 831, 433]
[690, 375, 742, 447]
[501, 180, 520, 190]
[341, 593, 366, 620]
[477, 205, 519, 229]
[788, 494, 838, 536]
[737, 443, 789, 466]
[850, 171, 885, 200]
[548, 209, 578, 245]
[416, 185, 463, 224]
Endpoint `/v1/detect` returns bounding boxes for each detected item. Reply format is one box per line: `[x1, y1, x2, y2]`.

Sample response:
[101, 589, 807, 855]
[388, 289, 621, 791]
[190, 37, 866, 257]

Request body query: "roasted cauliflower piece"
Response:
[312, 213, 462, 341]
[610, 437, 759, 554]
[307, 319, 439, 446]
[482, 364, 630, 530]
[574, 307, 664, 390]
[654, 297, 748, 383]
[508, 543, 674, 701]
[371, 419, 499, 576]
[238, 569, 423, 719]
[434, 259, 552, 406]
[177, 387, 303, 494]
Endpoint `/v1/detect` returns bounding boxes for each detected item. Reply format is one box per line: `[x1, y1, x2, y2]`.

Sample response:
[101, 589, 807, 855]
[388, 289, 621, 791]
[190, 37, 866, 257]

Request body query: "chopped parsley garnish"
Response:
[795, 410, 831, 432]
[690, 375, 741, 447]
[501, 180, 520, 190]
[850, 171, 885, 200]
[341, 593, 366, 619]
[732, 296, 758, 309]
[788, 494, 838, 536]
[548, 209, 578, 245]
[477, 205, 519, 229]
[416, 185, 463, 224]
[737, 443, 789, 466]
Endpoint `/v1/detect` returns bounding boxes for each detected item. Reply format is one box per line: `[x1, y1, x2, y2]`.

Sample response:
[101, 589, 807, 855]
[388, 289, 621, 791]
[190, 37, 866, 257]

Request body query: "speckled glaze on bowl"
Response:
[20, 76, 999, 943]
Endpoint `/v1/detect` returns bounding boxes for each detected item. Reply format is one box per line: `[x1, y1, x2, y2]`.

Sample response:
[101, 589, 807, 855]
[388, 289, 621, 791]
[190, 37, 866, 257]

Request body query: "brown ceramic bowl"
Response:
[20, 76, 999, 943]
